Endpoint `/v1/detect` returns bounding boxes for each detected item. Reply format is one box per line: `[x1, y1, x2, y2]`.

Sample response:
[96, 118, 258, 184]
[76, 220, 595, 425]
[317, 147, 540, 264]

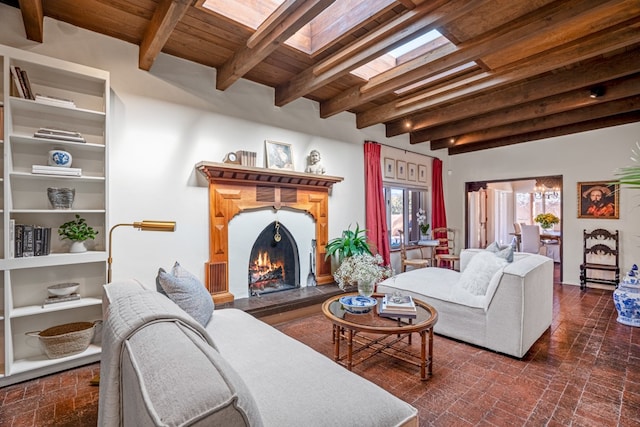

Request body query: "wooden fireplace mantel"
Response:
[196, 161, 343, 303]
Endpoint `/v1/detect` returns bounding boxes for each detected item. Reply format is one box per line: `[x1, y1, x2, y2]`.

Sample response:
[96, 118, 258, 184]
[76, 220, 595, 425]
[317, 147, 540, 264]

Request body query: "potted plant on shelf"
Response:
[615, 141, 640, 190]
[58, 214, 98, 253]
[324, 223, 372, 262]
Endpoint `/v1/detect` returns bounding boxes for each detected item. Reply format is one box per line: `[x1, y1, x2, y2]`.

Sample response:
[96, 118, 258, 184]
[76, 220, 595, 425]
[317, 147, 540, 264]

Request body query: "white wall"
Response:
[447, 123, 640, 285]
[0, 5, 440, 285]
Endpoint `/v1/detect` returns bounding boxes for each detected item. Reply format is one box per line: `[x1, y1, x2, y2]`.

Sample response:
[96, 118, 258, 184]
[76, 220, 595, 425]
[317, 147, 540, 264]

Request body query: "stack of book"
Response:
[10, 65, 35, 100]
[12, 221, 52, 258]
[34, 94, 76, 108]
[43, 293, 81, 307]
[378, 294, 417, 318]
[33, 127, 85, 143]
[32, 165, 82, 177]
[237, 150, 257, 167]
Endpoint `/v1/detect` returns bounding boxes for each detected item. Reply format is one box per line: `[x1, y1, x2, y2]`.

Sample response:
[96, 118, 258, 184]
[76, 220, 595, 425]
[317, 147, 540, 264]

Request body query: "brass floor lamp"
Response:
[107, 220, 176, 283]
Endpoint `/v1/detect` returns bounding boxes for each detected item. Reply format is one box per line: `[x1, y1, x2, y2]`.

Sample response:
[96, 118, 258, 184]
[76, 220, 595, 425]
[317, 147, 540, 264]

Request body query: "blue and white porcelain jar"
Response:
[613, 264, 640, 327]
[48, 149, 72, 168]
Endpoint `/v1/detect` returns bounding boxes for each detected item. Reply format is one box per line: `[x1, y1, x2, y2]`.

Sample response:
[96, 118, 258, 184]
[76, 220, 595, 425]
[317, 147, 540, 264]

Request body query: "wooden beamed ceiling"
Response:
[11, 0, 640, 155]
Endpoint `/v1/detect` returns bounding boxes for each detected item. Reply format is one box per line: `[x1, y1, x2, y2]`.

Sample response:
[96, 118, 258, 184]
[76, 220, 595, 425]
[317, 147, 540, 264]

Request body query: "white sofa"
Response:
[99, 280, 418, 427]
[377, 248, 553, 358]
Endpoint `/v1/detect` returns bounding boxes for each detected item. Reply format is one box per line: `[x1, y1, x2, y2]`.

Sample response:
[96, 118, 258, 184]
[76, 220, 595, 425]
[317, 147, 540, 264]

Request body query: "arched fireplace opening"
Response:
[248, 221, 300, 296]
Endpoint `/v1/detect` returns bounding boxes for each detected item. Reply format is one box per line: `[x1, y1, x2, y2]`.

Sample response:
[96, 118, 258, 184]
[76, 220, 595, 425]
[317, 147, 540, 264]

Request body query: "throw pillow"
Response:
[458, 251, 508, 296]
[156, 262, 215, 326]
[485, 241, 514, 262]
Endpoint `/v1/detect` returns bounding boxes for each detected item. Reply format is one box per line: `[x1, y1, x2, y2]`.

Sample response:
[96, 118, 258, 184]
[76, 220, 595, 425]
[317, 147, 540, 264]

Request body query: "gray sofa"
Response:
[377, 249, 553, 358]
[98, 280, 418, 426]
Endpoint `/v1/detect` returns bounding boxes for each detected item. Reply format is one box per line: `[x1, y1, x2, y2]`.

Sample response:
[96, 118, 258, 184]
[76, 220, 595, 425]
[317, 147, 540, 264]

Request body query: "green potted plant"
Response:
[325, 223, 372, 263]
[614, 141, 640, 190]
[58, 214, 98, 253]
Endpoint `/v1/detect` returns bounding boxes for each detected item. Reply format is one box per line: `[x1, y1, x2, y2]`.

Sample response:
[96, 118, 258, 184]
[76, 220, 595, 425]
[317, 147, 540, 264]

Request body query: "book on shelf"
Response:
[43, 293, 81, 306]
[34, 127, 86, 142]
[32, 165, 82, 176]
[34, 93, 76, 108]
[9, 219, 15, 258]
[9, 65, 26, 98]
[20, 69, 35, 99]
[14, 224, 52, 258]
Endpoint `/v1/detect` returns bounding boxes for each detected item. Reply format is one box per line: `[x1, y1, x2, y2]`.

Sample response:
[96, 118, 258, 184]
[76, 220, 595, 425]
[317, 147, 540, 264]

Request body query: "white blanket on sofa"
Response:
[98, 283, 214, 427]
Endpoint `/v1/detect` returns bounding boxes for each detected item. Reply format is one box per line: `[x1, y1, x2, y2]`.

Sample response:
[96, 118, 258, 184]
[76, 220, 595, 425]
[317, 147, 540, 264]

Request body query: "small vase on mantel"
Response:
[357, 279, 375, 298]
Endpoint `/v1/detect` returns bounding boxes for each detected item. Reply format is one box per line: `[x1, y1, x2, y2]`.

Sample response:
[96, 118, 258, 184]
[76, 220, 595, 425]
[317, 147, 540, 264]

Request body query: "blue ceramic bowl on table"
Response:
[339, 295, 377, 314]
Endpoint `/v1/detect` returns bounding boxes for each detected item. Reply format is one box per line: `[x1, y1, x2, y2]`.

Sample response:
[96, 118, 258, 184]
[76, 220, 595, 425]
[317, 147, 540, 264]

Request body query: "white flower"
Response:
[333, 253, 392, 290]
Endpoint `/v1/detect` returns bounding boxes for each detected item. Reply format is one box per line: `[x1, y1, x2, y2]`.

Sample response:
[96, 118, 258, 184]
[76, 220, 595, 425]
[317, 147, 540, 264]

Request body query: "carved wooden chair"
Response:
[398, 231, 430, 272]
[579, 229, 619, 290]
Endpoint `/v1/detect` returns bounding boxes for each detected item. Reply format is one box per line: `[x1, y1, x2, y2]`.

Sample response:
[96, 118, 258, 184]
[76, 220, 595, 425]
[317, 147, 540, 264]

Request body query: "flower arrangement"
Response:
[534, 213, 560, 230]
[333, 253, 393, 290]
[416, 208, 430, 235]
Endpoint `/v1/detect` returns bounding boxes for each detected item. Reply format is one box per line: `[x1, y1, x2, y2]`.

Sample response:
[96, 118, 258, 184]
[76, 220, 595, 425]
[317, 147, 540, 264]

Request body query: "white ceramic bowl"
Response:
[47, 282, 80, 297]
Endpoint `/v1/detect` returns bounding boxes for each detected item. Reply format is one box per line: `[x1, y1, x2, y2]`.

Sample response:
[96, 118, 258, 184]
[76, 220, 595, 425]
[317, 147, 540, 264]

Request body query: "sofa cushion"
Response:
[122, 321, 263, 427]
[457, 251, 508, 296]
[156, 262, 214, 326]
[486, 241, 514, 262]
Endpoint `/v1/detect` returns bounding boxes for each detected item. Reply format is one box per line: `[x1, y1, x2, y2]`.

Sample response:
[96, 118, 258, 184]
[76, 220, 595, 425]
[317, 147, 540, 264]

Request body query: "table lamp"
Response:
[107, 220, 176, 282]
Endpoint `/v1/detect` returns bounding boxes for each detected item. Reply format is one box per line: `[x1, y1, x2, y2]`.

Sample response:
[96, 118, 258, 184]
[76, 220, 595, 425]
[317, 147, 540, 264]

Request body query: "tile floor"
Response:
[1, 281, 639, 426]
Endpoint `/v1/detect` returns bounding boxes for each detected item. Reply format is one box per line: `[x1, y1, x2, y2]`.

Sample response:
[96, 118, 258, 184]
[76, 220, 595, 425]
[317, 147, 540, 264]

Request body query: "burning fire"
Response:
[250, 251, 285, 285]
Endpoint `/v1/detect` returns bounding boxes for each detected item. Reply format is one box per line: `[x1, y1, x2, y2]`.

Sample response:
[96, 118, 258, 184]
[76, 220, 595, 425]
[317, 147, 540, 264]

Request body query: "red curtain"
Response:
[364, 141, 390, 264]
[431, 158, 447, 229]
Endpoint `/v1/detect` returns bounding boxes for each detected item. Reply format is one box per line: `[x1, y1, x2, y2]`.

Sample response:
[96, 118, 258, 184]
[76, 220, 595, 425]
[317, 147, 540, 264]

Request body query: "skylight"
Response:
[388, 30, 443, 58]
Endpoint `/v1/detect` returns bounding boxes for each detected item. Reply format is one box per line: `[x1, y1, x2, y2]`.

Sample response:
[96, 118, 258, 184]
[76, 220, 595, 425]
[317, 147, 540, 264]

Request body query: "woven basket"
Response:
[27, 321, 98, 359]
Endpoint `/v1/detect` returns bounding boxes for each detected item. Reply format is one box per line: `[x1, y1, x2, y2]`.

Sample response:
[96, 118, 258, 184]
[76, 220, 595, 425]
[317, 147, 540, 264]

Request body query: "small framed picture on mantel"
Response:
[265, 140, 294, 170]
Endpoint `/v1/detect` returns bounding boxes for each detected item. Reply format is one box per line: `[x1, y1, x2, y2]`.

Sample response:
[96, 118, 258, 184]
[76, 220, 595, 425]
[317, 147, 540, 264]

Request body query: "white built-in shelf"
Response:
[11, 209, 106, 214]
[10, 344, 101, 375]
[10, 96, 105, 121]
[11, 297, 102, 318]
[4, 251, 107, 269]
[9, 171, 105, 181]
[10, 134, 105, 150]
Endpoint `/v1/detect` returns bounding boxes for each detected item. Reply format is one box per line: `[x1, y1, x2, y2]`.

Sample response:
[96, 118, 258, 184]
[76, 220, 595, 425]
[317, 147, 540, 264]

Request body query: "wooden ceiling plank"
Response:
[395, 0, 417, 9]
[320, 0, 627, 118]
[446, 111, 640, 155]
[139, 0, 191, 71]
[246, 0, 301, 49]
[18, 0, 44, 43]
[216, 0, 335, 91]
[357, 19, 640, 129]
[275, 0, 484, 106]
[388, 46, 640, 137]
[436, 95, 640, 148]
[420, 73, 640, 146]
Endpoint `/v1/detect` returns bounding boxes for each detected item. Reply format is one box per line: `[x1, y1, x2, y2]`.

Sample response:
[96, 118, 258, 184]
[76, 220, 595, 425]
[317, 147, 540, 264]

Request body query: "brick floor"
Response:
[1, 279, 639, 426]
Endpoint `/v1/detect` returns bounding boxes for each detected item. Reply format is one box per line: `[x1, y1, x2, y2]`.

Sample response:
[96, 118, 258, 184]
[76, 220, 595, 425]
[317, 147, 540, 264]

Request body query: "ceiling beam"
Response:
[246, 0, 301, 49]
[18, 0, 43, 43]
[391, 46, 640, 138]
[320, 0, 610, 118]
[421, 73, 640, 148]
[216, 0, 334, 91]
[139, 0, 191, 71]
[356, 18, 640, 129]
[436, 95, 640, 151]
[274, 0, 485, 107]
[447, 111, 640, 155]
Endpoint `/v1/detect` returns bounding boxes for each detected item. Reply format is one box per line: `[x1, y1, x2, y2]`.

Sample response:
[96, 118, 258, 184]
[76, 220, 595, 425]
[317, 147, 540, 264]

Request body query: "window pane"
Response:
[390, 188, 404, 248]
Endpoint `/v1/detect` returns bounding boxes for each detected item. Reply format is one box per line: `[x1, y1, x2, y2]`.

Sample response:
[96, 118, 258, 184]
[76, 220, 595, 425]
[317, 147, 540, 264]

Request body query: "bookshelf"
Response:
[0, 44, 109, 386]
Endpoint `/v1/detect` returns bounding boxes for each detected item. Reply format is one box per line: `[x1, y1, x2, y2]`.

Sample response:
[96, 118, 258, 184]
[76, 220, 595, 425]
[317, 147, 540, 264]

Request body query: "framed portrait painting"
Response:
[265, 140, 294, 170]
[396, 160, 407, 180]
[577, 181, 619, 219]
[384, 157, 395, 179]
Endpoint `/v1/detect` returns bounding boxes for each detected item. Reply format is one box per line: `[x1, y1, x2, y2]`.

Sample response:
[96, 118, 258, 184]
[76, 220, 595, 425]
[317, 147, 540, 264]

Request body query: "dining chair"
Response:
[520, 224, 547, 256]
[432, 227, 460, 270]
[398, 231, 430, 272]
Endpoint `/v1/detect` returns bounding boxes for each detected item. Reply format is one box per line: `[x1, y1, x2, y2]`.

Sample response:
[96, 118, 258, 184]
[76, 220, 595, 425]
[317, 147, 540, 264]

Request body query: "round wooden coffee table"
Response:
[322, 292, 438, 380]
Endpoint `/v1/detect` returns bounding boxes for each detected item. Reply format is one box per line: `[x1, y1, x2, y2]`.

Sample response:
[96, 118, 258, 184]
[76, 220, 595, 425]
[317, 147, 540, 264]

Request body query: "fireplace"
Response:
[248, 221, 299, 296]
[196, 162, 343, 304]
